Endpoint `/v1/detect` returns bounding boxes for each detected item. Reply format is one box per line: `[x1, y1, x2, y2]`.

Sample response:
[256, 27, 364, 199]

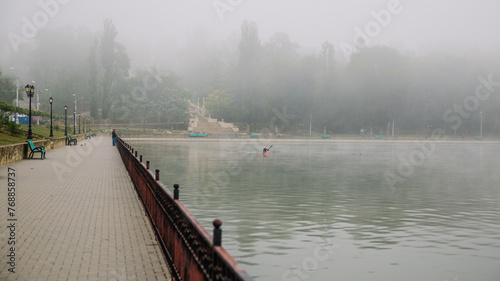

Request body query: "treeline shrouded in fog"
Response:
[2, 19, 500, 135]
[182, 21, 500, 136]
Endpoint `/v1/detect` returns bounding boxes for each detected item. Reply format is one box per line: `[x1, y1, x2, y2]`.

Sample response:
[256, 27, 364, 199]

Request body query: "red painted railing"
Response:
[116, 137, 253, 281]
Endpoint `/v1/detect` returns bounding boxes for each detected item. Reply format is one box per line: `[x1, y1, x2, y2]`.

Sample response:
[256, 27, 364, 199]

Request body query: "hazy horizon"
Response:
[2, 0, 500, 67]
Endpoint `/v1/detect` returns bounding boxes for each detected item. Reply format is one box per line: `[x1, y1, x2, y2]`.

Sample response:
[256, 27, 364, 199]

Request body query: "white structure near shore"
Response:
[188, 102, 239, 134]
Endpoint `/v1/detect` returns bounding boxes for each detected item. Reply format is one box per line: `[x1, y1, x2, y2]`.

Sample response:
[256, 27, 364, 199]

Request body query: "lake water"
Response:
[127, 139, 500, 281]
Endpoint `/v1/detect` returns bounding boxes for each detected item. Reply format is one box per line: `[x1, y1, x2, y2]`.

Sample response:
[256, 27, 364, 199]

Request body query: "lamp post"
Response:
[73, 111, 76, 134]
[72, 94, 77, 133]
[309, 113, 312, 136]
[30, 80, 39, 125]
[10, 68, 21, 124]
[49, 97, 54, 137]
[64, 105, 68, 136]
[15, 81, 19, 123]
[79, 113, 81, 134]
[480, 111, 483, 138]
[83, 115, 85, 133]
[25, 84, 35, 139]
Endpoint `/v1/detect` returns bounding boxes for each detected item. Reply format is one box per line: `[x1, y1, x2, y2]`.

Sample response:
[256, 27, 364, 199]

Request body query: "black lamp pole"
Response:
[25, 84, 34, 139]
[78, 113, 81, 134]
[64, 105, 67, 136]
[49, 97, 53, 137]
[73, 111, 76, 134]
[83, 115, 85, 133]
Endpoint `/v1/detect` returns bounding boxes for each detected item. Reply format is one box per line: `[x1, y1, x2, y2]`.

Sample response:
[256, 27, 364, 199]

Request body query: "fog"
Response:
[1, 2, 500, 280]
[1, 0, 500, 134]
[2, 0, 500, 64]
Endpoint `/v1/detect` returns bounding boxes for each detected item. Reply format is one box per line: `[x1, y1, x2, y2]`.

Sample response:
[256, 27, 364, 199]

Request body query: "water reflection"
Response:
[129, 140, 500, 281]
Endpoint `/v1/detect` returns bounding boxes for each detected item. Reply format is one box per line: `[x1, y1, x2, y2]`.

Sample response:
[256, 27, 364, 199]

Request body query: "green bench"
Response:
[26, 140, 46, 159]
[67, 135, 77, 146]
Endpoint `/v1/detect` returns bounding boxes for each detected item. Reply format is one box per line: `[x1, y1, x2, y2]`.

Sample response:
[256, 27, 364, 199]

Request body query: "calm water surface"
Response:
[128, 140, 500, 281]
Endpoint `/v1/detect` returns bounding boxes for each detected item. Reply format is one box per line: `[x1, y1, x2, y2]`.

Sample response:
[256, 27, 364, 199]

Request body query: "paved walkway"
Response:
[0, 137, 171, 281]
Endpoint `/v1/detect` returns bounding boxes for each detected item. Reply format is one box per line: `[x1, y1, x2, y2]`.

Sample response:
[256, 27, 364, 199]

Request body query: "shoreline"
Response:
[122, 136, 500, 144]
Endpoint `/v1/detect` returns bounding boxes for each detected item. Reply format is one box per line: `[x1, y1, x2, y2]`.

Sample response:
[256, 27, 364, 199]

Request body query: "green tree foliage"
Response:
[205, 89, 233, 119]
[99, 19, 131, 120]
[195, 38, 499, 136]
[0, 72, 16, 104]
[237, 21, 262, 124]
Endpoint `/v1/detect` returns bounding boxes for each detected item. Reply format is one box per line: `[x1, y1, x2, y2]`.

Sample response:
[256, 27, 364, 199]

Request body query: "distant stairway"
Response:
[188, 102, 239, 137]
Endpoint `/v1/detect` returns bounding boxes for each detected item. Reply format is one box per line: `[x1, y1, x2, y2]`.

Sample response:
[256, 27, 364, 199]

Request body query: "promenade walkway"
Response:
[0, 136, 171, 280]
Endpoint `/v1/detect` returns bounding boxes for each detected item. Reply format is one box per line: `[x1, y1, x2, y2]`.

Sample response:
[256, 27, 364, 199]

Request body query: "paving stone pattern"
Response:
[0, 136, 171, 280]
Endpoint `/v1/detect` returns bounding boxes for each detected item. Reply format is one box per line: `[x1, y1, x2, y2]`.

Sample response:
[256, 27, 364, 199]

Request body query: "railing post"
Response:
[135, 151, 138, 157]
[174, 184, 179, 200]
[146, 161, 150, 170]
[213, 219, 222, 247]
[132, 148, 134, 154]
[155, 169, 160, 181]
[140, 155, 143, 162]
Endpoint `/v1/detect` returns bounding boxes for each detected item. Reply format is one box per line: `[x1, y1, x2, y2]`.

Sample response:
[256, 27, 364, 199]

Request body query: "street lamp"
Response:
[73, 111, 76, 134]
[79, 113, 81, 134]
[49, 97, 54, 137]
[30, 80, 40, 125]
[10, 68, 22, 124]
[480, 111, 483, 138]
[83, 115, 85, 133]
[25, 84, 35, 139]
[64, 105, 68, 136]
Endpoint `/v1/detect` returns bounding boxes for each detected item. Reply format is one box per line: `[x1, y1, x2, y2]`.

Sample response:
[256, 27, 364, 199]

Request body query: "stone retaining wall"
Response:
[0, 134, 87, 166]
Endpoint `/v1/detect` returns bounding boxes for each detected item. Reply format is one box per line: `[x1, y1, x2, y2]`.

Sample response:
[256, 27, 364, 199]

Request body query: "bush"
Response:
[0, 111, 11, 125]
[8, 121, 23, 136]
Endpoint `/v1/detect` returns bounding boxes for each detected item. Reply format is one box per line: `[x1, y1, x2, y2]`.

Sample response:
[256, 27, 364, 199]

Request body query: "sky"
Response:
[1, 0, 500, 65]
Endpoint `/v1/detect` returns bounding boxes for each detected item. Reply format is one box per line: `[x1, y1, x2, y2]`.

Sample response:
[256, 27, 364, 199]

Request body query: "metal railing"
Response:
[116, 136, 253, 281]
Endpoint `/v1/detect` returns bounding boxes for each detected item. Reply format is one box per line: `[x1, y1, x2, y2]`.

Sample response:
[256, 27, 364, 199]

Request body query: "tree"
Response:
[205, 89, 233, 119]
[99, 19, 130, 120]
[0, 72, 16, 104]
[344, 46, 412, 133]
[236, 21, 262, 125]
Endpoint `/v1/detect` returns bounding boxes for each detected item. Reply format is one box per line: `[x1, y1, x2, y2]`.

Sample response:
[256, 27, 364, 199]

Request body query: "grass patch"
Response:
[0, 123, 68, 146]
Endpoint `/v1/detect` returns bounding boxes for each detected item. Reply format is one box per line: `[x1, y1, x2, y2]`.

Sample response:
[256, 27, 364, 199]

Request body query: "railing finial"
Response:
[213, 219, 222, 246]
[174, 184, 179, 200]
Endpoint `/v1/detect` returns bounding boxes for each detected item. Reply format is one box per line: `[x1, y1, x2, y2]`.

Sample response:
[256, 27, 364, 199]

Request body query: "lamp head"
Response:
[49, 97, 53, 104]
